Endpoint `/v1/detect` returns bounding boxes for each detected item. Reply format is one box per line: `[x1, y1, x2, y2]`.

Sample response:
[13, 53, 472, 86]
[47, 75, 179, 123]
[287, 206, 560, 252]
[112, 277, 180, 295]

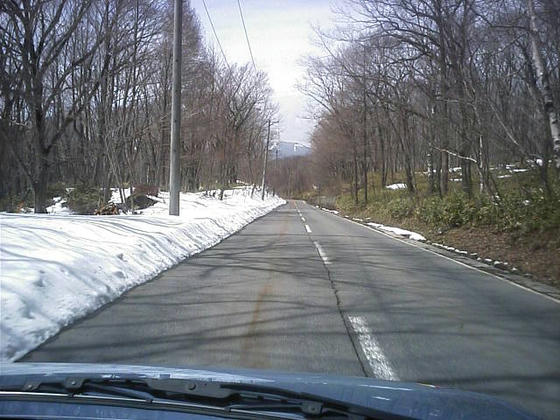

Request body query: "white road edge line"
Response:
[305, 224, 312, 233]
[312, 204, 560, 304]
[301, 217, 306, 222]
[313, 241, 330, 265]
[348, 315, 399, 381]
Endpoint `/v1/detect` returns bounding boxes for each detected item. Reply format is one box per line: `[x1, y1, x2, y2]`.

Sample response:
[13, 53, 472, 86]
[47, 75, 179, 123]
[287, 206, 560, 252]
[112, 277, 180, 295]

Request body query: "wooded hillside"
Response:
[0, 0, 277, 213]
[299, 0, 559, 202]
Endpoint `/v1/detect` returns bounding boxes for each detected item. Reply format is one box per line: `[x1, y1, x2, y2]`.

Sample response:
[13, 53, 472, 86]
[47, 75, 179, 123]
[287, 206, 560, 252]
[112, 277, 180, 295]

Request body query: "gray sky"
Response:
[190, 0, 338, 145]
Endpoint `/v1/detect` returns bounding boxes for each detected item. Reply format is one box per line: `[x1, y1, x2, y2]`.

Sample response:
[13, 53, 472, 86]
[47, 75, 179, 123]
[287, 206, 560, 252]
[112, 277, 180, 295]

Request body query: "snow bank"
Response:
[46, 197, 71, 215]
[321, 207, 339, 215]
[0, 189, 284, 362]
[366, 222, 426, 242]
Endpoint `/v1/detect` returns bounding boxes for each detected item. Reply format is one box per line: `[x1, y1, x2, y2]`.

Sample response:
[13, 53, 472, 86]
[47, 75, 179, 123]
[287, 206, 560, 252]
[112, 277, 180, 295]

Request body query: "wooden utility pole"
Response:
[261, 119, 271, 200]
[273, 146, 278, 196]
[169, 0, 182, 215]
[362, 43, 368, 204]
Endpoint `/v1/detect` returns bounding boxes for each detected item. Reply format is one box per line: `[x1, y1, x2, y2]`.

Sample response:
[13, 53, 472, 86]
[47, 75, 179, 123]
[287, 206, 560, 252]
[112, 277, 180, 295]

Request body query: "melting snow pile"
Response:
[367, 222, 426, 242]
[46, 196, 72, 215]
[0, 189, 284, 362]
[321, 207, 339, 215]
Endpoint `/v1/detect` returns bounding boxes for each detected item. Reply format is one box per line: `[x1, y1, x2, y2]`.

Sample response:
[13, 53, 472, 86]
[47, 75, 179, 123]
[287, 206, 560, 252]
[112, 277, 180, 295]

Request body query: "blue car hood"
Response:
[0, 363, 535, 419]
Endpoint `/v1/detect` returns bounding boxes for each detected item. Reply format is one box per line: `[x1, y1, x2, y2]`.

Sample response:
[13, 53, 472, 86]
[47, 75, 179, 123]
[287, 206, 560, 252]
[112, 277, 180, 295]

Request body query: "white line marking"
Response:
[313, 241, 330, 265]
[312, 204, 560, 304]
[305, 224, 312, 233]
[301, 216, 306, 222]
[348, 315, 398, 381]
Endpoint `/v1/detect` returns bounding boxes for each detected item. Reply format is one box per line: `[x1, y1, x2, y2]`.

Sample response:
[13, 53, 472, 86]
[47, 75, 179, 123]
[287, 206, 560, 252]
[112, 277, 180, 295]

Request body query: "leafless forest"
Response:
[1, 0, 276, 213]
[1, 0, 559, 214]
[293, 0, 559, 204]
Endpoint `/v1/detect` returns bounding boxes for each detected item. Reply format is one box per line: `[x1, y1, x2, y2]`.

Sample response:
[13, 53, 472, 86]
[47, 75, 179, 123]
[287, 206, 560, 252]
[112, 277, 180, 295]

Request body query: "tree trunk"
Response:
[362, 58, 368, 204]
[102, 167, 111, 204]
[428, 151, 435, 194]
[403, 153, 415, 194]
[378, 122, 387, 188]
[362, 129, 368, 204]
[440, 149, 449, 194]
[437, 27, 450, 194]
[478, 135, 485, 194]
[33, 159, 49, 213]
[352, 142, 358, 205]
[461, 159, 472, 198]
[400, 112, 415, 194]
[527, 0, 560, 169]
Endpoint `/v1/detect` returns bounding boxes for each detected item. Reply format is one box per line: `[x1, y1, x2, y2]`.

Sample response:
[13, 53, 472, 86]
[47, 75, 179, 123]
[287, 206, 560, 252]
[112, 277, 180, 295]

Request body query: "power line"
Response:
[236, 0, 256, 69]
[201, 0, 229, 67]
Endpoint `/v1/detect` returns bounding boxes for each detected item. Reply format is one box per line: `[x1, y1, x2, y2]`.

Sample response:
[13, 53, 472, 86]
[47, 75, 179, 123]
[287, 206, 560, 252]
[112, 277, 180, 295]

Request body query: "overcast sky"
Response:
[189, 0, 338, 145]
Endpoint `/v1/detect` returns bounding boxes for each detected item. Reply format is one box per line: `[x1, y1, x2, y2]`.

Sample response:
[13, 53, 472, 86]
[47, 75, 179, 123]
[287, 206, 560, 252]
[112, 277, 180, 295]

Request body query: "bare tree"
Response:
[527, 0, 560, 169]
[1, 0, 114, 212]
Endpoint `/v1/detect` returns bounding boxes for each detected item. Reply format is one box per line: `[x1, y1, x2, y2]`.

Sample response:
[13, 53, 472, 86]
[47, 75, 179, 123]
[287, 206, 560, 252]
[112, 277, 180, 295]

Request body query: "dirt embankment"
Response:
[432, 227, 559, 288]
[324, 206, 559, 289]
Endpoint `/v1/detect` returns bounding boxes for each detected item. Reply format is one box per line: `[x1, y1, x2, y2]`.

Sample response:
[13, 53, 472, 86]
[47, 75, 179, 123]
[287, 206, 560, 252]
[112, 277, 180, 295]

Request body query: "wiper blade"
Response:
[1, 376, 410, 419]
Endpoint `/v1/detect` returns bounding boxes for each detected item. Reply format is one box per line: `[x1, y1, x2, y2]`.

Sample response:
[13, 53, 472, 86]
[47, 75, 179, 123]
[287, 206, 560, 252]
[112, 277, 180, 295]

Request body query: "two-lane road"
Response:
[22, 201, 560, 418]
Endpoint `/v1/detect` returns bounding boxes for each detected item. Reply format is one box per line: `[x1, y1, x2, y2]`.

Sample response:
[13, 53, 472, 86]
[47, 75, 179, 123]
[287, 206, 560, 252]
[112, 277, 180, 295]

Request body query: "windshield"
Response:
[1, 1, 559, 420]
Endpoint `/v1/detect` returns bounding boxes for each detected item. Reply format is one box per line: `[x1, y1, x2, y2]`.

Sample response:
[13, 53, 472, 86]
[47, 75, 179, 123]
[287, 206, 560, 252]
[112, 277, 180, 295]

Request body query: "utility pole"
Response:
[362, 42, 368, 205]
[261, 119, 271, 200]
[273, 146, 278, 196]
[169, 0, 182, 215]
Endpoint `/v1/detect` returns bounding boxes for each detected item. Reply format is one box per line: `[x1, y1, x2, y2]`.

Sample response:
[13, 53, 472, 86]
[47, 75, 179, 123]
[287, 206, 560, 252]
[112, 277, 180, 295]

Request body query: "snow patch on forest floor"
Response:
[385, 183, 407, 190]
[0, 189, 284, 362]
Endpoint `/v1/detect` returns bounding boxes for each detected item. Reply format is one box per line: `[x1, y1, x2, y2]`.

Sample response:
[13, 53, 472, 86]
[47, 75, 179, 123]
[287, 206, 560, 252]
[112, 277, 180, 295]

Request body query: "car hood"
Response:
[0, 363, 535, 419]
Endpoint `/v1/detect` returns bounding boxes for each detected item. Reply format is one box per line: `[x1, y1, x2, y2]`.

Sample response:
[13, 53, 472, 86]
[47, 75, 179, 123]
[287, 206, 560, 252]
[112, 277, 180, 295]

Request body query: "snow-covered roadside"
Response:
[0, 189, 284, 362]
[321, 207, 339, 215]
[316, 207, 426, 241]
[365, 222, 426, 242]
[316, 207, 536, 280]
[316, 206, 426, 242]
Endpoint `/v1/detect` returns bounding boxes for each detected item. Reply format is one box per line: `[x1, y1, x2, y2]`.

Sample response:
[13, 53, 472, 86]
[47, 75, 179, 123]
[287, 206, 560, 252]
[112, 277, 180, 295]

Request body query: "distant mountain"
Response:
[272, 141, 311, 159]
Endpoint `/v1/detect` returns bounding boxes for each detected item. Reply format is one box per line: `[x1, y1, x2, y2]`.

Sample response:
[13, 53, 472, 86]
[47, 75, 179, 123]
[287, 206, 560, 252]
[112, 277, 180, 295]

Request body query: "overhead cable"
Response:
[236, 0, 256, 69]
[201, 0, 229, 67]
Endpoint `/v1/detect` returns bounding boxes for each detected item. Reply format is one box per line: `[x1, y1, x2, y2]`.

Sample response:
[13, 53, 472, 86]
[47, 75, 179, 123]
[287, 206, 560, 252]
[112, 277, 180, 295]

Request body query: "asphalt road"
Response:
[22, 201, 560, 419]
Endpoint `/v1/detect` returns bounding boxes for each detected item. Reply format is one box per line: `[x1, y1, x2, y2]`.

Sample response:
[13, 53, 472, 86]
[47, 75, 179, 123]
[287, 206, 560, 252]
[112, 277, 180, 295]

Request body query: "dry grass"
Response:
[431, 226, 559, 288]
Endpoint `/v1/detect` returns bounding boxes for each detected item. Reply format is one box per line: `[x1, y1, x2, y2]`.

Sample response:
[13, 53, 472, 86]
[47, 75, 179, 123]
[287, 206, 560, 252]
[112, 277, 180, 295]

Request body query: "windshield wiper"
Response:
[0, 376, 411, 420]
